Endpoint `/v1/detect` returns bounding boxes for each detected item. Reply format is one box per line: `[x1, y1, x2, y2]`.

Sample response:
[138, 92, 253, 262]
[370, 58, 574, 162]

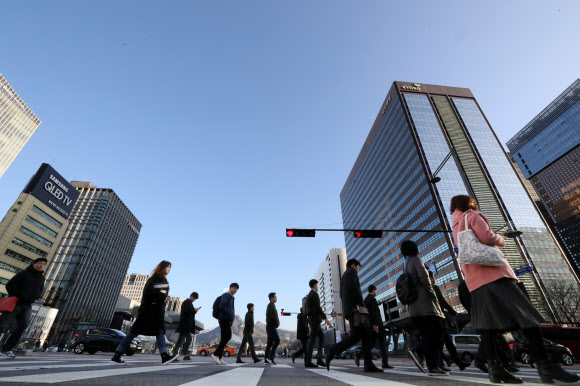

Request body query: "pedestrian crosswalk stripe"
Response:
[307, 369, 410, 385]
[0, 362, 123, 372]
[266, 364, 292, 368]
[0, 364, 188, 383]
[178, 367, 264, 386]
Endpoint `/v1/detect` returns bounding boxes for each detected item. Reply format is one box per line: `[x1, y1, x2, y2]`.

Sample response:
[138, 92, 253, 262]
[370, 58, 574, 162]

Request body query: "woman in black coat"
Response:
[111, 260, 178, 366]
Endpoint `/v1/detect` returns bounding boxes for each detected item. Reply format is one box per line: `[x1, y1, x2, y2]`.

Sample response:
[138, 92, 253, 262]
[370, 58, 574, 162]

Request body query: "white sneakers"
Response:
[210, 355, 221, 365]
[0, 351, 15, 360]
[219, 358, 228, 365]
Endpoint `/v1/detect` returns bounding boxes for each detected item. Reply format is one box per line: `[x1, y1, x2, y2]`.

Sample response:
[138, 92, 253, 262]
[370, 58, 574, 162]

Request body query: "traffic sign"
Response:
[330, 310, 337, 318]
[514, 265, 533, 276]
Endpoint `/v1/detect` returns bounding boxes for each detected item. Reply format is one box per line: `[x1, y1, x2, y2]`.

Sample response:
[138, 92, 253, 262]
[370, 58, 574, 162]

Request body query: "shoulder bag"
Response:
[353, 306, 371, 330]
[457, 213, 506, 266]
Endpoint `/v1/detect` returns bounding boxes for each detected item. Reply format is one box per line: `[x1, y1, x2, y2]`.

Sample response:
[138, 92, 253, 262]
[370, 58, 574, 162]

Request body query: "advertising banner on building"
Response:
[22, 163, 79, 219]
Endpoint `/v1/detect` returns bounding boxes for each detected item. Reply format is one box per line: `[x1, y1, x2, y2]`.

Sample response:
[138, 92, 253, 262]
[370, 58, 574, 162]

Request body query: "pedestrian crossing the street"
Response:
[0, 355, 569, 385]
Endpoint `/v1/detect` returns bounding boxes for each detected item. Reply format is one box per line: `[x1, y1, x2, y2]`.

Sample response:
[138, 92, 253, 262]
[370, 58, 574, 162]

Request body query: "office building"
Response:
[314, 248, 347, 335]
[0, 164, 78, 296]
[43, 182, 142, 342]
[22, 302, 59, 346]
[166, 296, 184, 312]
[0, 74, 41, 179]
[507, 79, 580, 278]
[120, 273, 150, 304]
[341, 81, 578, 323]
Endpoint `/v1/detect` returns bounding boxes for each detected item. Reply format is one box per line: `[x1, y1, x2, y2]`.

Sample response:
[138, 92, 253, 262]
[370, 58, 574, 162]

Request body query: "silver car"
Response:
[443, 334, 481, 363]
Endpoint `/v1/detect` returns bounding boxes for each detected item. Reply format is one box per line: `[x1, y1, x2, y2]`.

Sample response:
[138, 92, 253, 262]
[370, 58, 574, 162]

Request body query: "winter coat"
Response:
[243, 311, 254, 335]
[306, 290, 325, 324]
[452, 209, 517, 292]
[218, 292, 235, 326]
[266, 302, 279, 328]
[405, 256, 445, 319]
[130, 274, 169, 336]
[364, 293, 383, 329]
[340, 266, 364, 318]
[177, 298, 197, 333]
[296, 312, 309, 341]
[6, 265, 45, 305]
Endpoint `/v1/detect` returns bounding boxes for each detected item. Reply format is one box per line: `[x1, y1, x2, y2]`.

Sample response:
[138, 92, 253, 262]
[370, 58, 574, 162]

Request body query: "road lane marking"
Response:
[0, 362, 122, 371]
[307, 369, 410, 385]
[378, 367, 545, 385]
[179, 367, 264, 386]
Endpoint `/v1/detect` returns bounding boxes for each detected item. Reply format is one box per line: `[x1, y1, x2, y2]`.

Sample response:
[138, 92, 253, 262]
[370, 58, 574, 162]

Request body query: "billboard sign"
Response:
[22, 163, 79, 219]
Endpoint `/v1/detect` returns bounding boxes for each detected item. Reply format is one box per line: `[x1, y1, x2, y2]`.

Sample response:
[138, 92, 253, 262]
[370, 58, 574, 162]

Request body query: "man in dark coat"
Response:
[236, 303, 262, 363]
[1, 258, 46, 359]
[171, 292, 199, 360]
[212, 283, 238, 365]
[292, 308, 309, 363]
[365, 284, 394, 369]
[264, 292, 280, 365]
[326, 259, 382, 373]
[305, 279, 329, 368]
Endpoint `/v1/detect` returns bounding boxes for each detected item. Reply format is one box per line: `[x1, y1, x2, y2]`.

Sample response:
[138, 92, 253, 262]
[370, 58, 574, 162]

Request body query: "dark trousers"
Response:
[1, 304, 32, 352]
[371, 328, 389, 365]
[265, 324, 280, 360]
[412, 316, 445, 370]
[172, 332, 192, 356]
[294, 338, 308, 358]
[329, 316, 374, 368]
[237, 333, 256, 360]
[305, 321, 324, 364]
[214, 320, 232, 359]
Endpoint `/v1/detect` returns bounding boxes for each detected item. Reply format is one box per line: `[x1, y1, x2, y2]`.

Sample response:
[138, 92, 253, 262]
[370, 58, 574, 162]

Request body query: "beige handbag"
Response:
[457, 213, 506, 266]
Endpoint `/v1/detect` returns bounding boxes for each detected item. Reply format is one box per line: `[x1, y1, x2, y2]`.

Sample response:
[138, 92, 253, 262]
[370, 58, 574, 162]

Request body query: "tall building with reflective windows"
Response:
[314, 248, 347, 335]
[43, 182, 141, 342]
[507, 79, 580, 278]
[0, 74, 41, 179]
[341, 81, 578, 323]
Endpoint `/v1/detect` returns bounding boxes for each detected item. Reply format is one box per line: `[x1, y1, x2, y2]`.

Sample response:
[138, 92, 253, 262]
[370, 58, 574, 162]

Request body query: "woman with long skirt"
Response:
[451, 195, 578, 384]
[111, 260, 178, 366]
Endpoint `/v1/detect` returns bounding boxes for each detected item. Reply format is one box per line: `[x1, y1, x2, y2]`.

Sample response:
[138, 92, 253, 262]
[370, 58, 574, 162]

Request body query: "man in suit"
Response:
[237, 303, 262, 363]
[172, 292, 200, 360]
[364, 285, 394, 369]
[326, 259, 382, 373]
[265, 292, 280, 365]
[291, 307, 309, 363]
[305, 279, 329, 368]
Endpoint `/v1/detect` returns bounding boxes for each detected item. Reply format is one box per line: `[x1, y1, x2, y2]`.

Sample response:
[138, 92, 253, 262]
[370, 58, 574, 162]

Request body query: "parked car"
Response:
[197, 343, 237, 357]
[70, 328, 140, 355]
[339, 346, 382, 360]
[511, 338, 575, 366]
[443, 334, 481, 363]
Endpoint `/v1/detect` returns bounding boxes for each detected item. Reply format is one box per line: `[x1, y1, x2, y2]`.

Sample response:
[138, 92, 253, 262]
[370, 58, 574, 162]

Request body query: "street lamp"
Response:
[429, 151, 453, 184]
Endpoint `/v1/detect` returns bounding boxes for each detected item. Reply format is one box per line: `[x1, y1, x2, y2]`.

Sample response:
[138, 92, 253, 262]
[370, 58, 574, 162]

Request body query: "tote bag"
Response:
[457, 213, 506, 266]
[0, 297, 18, 312]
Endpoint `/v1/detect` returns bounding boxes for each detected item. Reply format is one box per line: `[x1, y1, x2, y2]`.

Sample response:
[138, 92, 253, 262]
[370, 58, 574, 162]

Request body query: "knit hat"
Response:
[33, 257, 48, 264]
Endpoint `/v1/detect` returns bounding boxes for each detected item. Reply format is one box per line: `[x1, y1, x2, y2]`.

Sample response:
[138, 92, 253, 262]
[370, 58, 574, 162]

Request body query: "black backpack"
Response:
[212, 296, 221, 319]
[396, 261, 418, 305]
[302, 295, 311, 320]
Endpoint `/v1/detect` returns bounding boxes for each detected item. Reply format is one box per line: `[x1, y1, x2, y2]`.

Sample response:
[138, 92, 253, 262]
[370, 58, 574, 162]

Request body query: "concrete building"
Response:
[120, 273, 150, 304]
[166, 297, 184, 312]
[340, 81, 578, 324]
[43, 182, 141, 342]
[0, 74, 41, 179]
[314, 248, 347, 335]
[22, 302, 59, 346]
[507, 79, 580, 279]
[0, 164, 78, 296]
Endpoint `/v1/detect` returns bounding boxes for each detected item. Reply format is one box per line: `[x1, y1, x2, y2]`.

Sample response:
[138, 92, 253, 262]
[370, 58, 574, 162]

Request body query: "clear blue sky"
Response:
[1, 1, 578, 331]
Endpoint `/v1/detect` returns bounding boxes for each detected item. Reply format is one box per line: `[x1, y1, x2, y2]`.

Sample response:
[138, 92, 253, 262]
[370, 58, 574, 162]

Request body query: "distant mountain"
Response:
[195, 315, 296, 347]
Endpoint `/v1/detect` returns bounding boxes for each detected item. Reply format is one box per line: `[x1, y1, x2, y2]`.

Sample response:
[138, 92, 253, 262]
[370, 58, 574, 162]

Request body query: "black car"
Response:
[340, 346, 382, 360]
[70, 328, 140, 355]
[511, 338, 575, 366]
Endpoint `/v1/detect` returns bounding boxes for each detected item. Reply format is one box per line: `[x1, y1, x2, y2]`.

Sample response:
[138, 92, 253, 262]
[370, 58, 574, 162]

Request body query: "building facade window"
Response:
[18, 226, 53, 247]
[11, 237, 48, 257]
[25, 216, 58, 238]
[0, 261, 21, 274]
[31, 205, 62, 228]
[4, 249, 34, 265]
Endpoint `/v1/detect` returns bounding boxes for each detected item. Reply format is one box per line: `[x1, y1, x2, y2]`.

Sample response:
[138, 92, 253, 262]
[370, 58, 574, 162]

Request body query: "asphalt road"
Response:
[0, 352, 578, 385]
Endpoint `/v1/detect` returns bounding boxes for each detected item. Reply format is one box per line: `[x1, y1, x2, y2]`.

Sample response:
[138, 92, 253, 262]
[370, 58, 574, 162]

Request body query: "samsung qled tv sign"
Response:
[22, 163, 79, 219]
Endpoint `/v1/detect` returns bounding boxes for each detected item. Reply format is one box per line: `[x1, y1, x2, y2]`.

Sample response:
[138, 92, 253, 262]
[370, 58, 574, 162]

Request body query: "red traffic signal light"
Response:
[352, 230, 383, 238]
[281, 312, 291, 316]
[286, 229, 315, 237]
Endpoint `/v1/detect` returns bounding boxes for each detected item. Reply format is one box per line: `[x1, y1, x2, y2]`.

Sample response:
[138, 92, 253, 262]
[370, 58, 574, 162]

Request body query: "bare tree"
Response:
[545, 282, 580, 325]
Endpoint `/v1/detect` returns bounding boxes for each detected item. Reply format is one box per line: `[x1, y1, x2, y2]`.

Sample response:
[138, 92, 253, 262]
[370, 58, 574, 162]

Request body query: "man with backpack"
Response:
[291, 307, 309, 364]
[264, 292, 280, 365]
[211, 283, 239, 365]
[305, 279, 329, 368]
[237, 303, 262, 364]
[325, 259, 382, 373]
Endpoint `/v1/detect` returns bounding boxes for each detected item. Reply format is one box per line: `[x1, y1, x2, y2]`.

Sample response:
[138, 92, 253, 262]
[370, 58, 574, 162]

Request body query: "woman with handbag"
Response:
[451, 195, 578, 384]
[402, 240, 448, 376]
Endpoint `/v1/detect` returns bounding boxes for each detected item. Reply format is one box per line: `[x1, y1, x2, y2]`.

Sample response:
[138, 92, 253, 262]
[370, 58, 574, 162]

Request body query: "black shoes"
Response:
[110, 352, 126, 365]
[440, 366, 451, 372]
[161, 352, 179, 366]
[364, 365, 384, 373]
[474, 358, 489, 373]
[488, 360, 523, 384]
[536, 358, 580, 384]
[382, 363, 394, 369]
[316, 359, 326, 368]
[325, 349, 334, 371]
[270, 359, 277, 365]
[305, 362, 318, 368]
[457, 360, 471, 371]
[291, 353, 295, 364]
[236, 359, 244, 364]
[428, 368, 449, 376]
[253, 358, 262, 363]
[183, 356, 191, 361]
[408, 349, 427, 374]
[353, 350, 360, 367]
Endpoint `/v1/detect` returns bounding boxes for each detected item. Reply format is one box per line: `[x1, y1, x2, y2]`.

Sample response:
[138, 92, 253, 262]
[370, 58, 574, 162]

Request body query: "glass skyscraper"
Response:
[507, 79, 580, 278]
[43, 181, 142, 342]
[341, 81, 578, 323]
[0, 74, 41, 179]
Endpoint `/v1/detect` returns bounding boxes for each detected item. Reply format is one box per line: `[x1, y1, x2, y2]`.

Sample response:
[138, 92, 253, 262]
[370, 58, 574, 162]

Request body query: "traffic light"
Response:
[286, 228, 315, 237]
[353, 230, 383, 238]
[280, 312, 291, 316]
